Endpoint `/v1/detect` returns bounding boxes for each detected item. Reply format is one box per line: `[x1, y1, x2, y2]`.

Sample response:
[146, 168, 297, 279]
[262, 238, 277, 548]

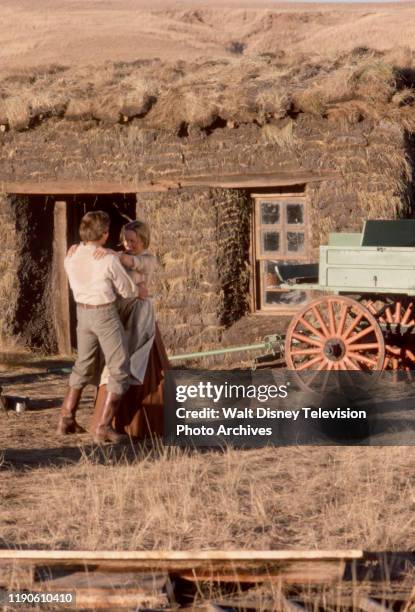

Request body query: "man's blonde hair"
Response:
[79, 211, 110, 242]
[120, 220, 150, 249]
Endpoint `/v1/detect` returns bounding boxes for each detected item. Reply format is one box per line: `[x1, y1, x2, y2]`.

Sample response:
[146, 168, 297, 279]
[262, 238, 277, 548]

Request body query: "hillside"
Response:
[1, 1, 415, 76]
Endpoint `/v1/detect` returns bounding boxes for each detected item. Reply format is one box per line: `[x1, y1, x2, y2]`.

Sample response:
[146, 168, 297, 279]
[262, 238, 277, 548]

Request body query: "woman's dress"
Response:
[90, 251, 169, 438]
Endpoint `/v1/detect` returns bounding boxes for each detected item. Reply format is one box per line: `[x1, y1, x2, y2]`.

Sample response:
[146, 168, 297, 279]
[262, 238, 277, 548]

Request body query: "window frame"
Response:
[252, 193, 311, 313]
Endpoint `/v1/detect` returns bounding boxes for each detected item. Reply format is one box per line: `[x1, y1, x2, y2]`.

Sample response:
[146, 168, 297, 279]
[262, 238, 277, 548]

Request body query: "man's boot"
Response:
[92, 391, 127, 444]
[57, 387, 86, 434]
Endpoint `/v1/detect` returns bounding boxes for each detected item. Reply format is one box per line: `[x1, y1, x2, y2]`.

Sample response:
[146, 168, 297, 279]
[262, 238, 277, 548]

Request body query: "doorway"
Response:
[53, 194, 137, 353]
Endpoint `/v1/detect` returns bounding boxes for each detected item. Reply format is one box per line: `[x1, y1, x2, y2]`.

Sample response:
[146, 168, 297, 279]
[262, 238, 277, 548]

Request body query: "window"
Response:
[253, 196, 309, 311]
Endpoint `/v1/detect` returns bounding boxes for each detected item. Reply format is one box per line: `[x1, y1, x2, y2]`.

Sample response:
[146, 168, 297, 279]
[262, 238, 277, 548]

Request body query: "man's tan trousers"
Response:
[69, 303, 129, 396]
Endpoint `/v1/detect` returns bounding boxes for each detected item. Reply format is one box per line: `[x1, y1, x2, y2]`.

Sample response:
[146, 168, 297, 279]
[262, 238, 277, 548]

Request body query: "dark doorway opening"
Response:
[52, 194, 136, 354]
[66, 194, 136, 251]
[8, 193, 136, 356]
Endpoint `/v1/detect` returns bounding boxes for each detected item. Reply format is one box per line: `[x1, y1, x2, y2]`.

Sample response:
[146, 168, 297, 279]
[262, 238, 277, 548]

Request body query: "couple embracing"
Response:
[57, 210, 167, 443]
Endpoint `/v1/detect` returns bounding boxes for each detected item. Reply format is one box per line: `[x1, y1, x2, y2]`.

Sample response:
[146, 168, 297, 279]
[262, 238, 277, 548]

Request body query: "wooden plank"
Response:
[177, 559, 346, 585]
[52, 200, 72, 355]
[34, 570, 168, 591]
[61, 589, 167, 609]
[0, 550, 363, 562]
[0, 171, 338, 195]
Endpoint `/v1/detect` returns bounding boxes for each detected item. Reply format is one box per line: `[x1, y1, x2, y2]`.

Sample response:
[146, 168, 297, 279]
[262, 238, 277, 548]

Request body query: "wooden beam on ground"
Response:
[0, 550, 362, 588]
[0, 171, 339, 195]
[0, 550, 363, 562]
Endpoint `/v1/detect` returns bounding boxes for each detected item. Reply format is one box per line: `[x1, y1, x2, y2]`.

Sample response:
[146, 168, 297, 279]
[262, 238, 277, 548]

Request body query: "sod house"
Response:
[1, 50, 414, 357]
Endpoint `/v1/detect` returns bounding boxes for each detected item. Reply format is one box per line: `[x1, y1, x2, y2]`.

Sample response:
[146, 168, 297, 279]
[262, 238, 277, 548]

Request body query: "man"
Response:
[57, 210, 139, 443]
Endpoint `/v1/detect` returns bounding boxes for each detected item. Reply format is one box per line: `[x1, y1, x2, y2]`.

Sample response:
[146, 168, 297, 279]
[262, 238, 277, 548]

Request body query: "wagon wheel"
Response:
[360, 297, 415, 376]
[285, 296, 385, 391]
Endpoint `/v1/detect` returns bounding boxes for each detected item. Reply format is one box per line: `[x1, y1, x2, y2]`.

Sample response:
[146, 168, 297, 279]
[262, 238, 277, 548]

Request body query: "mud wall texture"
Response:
[0, 195, 57, 352]
[137, 187, 252, 354]
[0, 114, 410, 244]
[138, 188, 220, 354]
[0, 114, 412, 353]
[0, 194, 21, 348]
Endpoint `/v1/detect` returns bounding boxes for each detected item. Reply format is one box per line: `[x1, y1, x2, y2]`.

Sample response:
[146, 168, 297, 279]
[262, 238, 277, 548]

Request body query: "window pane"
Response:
[261, 202, 280, 225]
[260, 260, 308, 308]
[264, 260, 281, 288]
[262, 231, 280, 253]
[287, 231, 305, 252]
[287, 203, 304, 225]
[264, 290, 307, 306]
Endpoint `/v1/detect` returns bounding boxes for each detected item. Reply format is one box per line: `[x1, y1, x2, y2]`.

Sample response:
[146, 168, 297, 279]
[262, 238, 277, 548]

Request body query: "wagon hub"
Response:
[323, 338, 345, 361]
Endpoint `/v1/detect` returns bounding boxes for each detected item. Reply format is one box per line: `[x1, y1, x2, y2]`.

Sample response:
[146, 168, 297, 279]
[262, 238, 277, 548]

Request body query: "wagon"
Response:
[282, 219, 415, 373]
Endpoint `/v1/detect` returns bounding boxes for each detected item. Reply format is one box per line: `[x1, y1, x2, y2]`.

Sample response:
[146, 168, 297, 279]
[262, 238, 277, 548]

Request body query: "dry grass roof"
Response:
[1, 46, 415, 134]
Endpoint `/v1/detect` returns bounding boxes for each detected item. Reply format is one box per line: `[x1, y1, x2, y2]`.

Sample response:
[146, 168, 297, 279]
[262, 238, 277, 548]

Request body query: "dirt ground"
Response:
[0, 363, 95, 466]
[1, 0, 415, 77]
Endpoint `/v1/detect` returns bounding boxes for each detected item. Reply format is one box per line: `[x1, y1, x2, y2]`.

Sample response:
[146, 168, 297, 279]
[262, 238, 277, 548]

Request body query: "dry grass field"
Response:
[1, 357, 415, 554]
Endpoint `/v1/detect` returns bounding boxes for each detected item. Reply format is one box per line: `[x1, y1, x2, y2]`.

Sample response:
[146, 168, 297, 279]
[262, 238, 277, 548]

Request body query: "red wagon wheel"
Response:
[361, 297, 415, 372]
[285, 296, 385, 372]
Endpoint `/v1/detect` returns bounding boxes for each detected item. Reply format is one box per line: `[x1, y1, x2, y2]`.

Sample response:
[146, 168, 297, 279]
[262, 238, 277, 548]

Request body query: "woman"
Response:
[90, 220, 169, 439]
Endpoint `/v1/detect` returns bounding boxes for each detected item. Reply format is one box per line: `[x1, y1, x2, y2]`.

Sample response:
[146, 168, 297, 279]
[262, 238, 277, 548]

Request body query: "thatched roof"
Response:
[1, 47, 415, 134]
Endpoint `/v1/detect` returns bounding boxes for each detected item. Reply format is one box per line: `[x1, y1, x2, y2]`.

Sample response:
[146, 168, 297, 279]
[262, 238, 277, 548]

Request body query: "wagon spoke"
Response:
[385, 345, 401, 356]
[364, 299, 378, 315]
[384, 306, 394, 324]
[311, 305, 330, 337]
[347, 355, 363, 370]
[320, 365, 334, 394]
[343, 312, 364, 340]
[343, 356, 361, 371]
[336, 303, 348, 335]
[291, 348, 322, 356]
[299, 317, 326, 341]
[401, 303, 414, 325]
[296, 355, 325, 371]
[302, 360, 327, 386]
[405, 349, 415, 363]
[345, 324, 375, 345]
[292, 332, 323, 347]
[395, 301, 402, 324]
[328, 299, 336, 335]
[348, 342, 381, 351]
[350, 353, 378, 368]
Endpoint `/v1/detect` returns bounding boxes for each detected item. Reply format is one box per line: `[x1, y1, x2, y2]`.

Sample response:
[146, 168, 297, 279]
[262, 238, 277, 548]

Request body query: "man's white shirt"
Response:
[64, 243, 136, 305]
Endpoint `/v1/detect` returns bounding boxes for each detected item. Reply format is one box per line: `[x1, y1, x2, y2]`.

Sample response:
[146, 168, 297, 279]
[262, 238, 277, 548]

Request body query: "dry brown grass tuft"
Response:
[261, 121, 296, 149]
[1, 96, 30, 130]
[255, 87, 291, 122]
[293, 86, 327, 117]
[351, 61, 397, 104]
